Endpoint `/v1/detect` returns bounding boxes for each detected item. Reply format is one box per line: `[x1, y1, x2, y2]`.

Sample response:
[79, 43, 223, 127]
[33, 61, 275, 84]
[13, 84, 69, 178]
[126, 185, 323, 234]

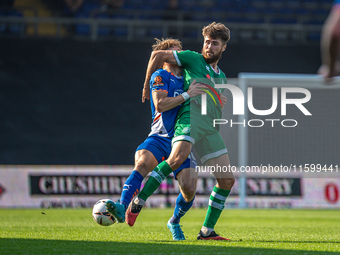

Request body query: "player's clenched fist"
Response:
[187, 80, 207, 98]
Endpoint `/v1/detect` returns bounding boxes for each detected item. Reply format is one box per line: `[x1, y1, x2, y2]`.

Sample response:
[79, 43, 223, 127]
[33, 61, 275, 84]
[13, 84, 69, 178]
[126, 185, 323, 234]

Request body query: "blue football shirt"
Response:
[148, 69, 184, 138]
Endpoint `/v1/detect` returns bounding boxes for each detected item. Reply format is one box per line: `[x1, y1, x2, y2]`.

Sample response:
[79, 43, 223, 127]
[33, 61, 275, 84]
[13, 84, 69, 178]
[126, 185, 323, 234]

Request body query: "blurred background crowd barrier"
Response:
[0, 0, 332, 42]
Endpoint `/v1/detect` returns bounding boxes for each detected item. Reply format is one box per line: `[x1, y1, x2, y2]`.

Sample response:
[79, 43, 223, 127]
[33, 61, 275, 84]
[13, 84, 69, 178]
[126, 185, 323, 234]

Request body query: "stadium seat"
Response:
[82, 3, 101, 15]
[96, 13, 111, 36]
[113, 27, 128, 36]
[303, 18, 325, 25]
[147, 0, 167, 10]
[8, 10, 24, 34]
[271, 18, 297, 24]
[149, 27, 162, 37]
[0, 10, 7, 33]
[75, 13, 90, 35]
[184, 29, 198, 38]
[308, 31, 321, 41]
[179, 0, 197, 11]
[226, 16, 248, 23]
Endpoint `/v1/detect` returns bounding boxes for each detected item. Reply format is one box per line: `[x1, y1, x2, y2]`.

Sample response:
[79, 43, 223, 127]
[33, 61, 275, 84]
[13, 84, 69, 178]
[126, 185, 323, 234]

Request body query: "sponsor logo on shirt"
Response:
[153, 76, 164, 86]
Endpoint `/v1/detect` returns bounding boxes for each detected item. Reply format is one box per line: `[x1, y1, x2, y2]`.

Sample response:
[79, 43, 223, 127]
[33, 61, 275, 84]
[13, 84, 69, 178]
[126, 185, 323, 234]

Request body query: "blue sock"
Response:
[170, 193, 194, 224]
[120, 170, 144, 211]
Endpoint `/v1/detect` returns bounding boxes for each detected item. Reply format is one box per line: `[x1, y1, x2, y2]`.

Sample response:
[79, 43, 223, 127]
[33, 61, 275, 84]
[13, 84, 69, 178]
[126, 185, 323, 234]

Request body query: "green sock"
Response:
[203, 186, 230, 229]
[138, 161, 173, 201]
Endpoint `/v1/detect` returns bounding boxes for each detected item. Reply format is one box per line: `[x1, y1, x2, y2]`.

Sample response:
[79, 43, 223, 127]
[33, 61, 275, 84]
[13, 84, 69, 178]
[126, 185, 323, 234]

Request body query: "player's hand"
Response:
[187, 80, 207, 98]
[142, 86, 150, 103]
[220, 93, 227, 109]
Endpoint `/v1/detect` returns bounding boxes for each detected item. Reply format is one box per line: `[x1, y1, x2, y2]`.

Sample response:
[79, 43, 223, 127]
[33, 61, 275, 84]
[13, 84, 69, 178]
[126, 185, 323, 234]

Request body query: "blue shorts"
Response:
[136, 135, 197, 179]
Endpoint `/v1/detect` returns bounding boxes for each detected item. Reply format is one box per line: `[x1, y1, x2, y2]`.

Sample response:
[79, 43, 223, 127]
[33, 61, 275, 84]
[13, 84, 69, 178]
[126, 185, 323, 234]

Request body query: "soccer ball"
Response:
[92, 199, 116, 226]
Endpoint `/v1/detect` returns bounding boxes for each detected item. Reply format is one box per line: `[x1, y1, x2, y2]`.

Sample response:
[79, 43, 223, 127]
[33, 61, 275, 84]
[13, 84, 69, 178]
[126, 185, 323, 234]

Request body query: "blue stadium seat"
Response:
[113, 27, 128, 36]
[8, 10, 23, 34]
[308, 31, 321, 41]
[209, 7, 225, 13]
[0, 10, 7, 33]
[233, 0, 250, 9]
[268, 0, 285, 11]
[245, 16, 265, 24]
[184, 28, 198, 38]
[311, 8, 329, 15]
[75, 13, 90, 35]
[149, 27, 162, 37]
[271, 18, 297, 24]
[96, 13, 110, 36]
[262, 7, 277, 14]
[179, 0, 197, 11]
[112, 14, 130, 19]
[215, 0, 233, 11]
[295, 7, 310, 14]
[245, 7, 258, 14]
[303, 18, 325, 25]
[278, 8, 294, 15]
[148, 0, 167, 10]
[302, 0, 319, 12]
[251, 0, 267, 9]
[82, 3, 101, 15]
[226, 16, 249, 23]
[128, 0, 147, 9]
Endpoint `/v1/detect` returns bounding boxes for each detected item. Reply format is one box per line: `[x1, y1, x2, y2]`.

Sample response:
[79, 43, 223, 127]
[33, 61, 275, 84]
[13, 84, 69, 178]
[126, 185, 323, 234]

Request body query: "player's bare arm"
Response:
[153, 80, 207, 112]
[142, 50, 178, 102]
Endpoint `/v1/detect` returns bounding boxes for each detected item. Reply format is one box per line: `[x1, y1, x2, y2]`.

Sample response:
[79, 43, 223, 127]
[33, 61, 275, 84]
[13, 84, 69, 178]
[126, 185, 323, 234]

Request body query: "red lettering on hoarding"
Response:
[325, 183, 339, 204]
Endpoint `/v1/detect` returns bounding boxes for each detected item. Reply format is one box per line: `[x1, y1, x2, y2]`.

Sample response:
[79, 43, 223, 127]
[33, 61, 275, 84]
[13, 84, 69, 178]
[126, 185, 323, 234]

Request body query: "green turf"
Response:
[0, 208, 339, 254]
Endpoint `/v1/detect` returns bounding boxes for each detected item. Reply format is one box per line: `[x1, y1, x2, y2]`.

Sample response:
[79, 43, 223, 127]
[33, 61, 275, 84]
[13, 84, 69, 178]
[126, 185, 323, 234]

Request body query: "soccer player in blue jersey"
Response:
[319, 0, 340, 79]
[106, 38, 210, 240]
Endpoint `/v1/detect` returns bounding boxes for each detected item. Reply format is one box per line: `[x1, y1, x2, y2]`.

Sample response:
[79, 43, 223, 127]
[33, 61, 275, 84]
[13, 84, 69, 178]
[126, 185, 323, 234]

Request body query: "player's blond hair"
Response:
[152, 38, 182, 51]
[202, 22, 230, 45]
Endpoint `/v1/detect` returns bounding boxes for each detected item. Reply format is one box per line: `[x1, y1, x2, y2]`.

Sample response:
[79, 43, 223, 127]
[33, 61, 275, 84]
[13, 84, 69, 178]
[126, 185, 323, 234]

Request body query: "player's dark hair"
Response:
[202, 22, 230, 45]
[152, 38, 182, 51]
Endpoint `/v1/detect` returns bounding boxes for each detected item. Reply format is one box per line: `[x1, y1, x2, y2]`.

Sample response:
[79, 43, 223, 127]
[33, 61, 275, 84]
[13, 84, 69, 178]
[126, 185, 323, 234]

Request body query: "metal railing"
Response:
[0, 8, 326, 44]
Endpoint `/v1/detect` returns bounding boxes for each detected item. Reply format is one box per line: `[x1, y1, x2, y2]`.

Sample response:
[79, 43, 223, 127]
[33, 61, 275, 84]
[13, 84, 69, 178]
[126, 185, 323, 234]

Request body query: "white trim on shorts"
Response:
[172, 135, 195, 146]
[201, 148, 228, 164]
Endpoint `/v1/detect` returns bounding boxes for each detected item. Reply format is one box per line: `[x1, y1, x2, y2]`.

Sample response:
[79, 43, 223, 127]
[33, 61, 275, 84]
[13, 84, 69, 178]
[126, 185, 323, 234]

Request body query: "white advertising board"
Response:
[0, 166, 339, 208]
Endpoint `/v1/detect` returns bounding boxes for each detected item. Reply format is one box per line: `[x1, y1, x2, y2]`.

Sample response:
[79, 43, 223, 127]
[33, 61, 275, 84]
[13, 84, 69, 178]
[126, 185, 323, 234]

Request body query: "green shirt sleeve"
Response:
[172, 50, 201, 68]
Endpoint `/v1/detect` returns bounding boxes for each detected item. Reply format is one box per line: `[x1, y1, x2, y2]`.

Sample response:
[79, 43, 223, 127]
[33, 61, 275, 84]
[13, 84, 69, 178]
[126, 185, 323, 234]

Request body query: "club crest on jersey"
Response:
[153, 76, 164, 87]
[182, 127, 190, 134]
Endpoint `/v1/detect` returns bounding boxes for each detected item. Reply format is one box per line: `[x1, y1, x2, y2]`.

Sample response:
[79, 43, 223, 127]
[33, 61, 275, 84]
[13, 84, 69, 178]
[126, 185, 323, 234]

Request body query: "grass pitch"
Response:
[0, 208, 339, 254]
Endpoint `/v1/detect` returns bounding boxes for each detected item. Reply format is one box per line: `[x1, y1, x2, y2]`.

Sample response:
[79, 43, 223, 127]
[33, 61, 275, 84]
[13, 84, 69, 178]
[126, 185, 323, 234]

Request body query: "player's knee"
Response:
[167, 155, 186, 170]
[226, 177, 235, 189]
[134, 161, 150, 177]
[181, 184, 196, 201]
[218, 177, 235, 190]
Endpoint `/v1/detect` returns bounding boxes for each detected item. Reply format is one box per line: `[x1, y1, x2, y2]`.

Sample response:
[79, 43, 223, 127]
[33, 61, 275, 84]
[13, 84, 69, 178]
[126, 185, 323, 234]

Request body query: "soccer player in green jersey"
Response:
[127, 22, 234, 241]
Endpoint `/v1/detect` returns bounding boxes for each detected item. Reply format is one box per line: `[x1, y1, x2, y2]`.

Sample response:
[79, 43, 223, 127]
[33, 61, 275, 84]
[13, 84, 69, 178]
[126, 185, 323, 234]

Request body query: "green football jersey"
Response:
[173, 50, 227, 119]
